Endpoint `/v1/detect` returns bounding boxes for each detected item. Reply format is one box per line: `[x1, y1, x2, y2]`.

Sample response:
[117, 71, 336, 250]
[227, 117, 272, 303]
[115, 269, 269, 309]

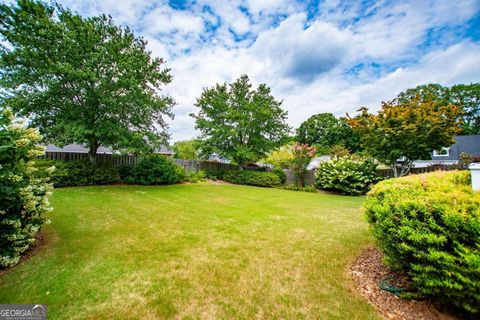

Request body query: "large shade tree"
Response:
[296, 113, 360, 154]
[349, 96, 461, 177]
[191, 75, 290, 167]
[0, 0, 174, 163]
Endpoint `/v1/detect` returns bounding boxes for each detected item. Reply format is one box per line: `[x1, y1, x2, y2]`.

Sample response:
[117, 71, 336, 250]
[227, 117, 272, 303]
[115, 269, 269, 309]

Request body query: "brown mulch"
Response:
[350, 247, 458, 320]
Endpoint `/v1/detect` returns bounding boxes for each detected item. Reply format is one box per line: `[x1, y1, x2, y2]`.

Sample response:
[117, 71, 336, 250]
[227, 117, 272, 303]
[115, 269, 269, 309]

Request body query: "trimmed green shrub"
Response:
[35, 159, 119, 187]
[223, 170, 280, 187]
[364, 171, 480, 314]
[272, 167, 287, 184]
[204, 169, 225, 181]
[185, 170, 206, 183]
[126, 155, 184, 185]
[1, 109, 52, 267]
[276, 185, 316, 193]
[316, 156, 380, 195]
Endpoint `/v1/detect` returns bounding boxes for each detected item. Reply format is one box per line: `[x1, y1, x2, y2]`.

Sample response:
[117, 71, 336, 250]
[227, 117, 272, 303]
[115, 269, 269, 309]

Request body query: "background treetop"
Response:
[296, 113, 360, 154]
[397, 83, 479, 135]
[191, 74, 290, 167]
[0, 0, 175, 163]
[349, 95, 461, 177]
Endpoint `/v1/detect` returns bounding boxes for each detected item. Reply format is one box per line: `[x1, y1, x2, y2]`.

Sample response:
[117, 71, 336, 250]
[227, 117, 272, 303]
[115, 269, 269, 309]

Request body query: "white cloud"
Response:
[50, 0, 480, 141]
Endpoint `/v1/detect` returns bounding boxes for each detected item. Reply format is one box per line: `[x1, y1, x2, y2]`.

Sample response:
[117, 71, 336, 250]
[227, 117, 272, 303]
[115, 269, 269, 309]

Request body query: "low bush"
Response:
[364, 171, 480, 314]
[272, 167, 287, 184]
[35, 159, 119, 187]
[184, 170, 206, 183]
[276, 185, 316, 193]
[223, 170, 280, 187]
[125, 155, 184, 185]
[1, 109, 52, 267]
[315, 156, 380, 195]
[204, 169, 226, 181]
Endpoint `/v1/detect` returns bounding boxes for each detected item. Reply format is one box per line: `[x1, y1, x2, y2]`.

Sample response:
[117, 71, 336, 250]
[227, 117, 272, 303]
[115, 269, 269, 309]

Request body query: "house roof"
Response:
[452, 135, 480, 156]
[44, 144, 173, 155]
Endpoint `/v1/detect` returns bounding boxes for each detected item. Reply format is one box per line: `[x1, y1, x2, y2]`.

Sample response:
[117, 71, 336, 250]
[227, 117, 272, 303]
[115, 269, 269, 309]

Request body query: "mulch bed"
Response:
[349, 247, 458, 320]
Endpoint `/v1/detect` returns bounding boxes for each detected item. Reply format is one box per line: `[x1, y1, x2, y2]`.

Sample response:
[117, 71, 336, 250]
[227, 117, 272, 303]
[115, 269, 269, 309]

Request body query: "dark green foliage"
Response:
[296, 113, 360, 153]
[125, 156, 184, 185]
[1, 109, 52, 267]
[35, 159, 119, 187]
[364, 171, 480, 314]
[0, 0, 174, 162]
[223, 170, 281, 188]
[192, 74, 290, 167]
[204, 170, 225, 181]
[397, 83, 480, 135]
[118, 164, 134, 181]
[316, 156, 380, 195]
[272, 167, 286, 184]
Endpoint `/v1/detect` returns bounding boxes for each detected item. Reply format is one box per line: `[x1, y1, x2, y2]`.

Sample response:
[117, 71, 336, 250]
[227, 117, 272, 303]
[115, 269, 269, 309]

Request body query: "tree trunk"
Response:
[88, 141, 100, 165]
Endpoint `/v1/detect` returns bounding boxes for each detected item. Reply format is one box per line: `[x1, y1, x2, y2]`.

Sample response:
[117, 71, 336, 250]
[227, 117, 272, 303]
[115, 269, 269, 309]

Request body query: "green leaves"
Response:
[315, 156, 380, 195]
[223, 170, 281, 187]
[0, 0, 174, 159]
[364, 171, 480, 314]
[296, 113, 360, 153]
[349, 96, 461, 176]
[192, 74, 290, 166]
[0, 108, 52, 268]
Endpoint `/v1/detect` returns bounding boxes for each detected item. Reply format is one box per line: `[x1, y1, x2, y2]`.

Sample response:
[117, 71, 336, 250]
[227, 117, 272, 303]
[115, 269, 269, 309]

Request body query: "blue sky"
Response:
[52, 0, 480, 140]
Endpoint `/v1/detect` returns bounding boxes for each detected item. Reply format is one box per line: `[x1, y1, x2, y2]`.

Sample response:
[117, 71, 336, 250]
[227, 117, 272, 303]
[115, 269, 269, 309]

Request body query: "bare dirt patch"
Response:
[350, 247, 457, 320]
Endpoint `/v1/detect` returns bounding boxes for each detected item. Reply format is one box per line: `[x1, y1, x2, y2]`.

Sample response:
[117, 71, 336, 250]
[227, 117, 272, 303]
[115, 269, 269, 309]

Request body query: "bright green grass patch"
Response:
[0, 184, 379, 319]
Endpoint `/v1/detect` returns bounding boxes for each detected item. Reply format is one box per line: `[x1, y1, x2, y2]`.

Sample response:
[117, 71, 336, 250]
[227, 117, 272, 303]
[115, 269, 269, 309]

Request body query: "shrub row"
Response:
[316, 156, 381, 195]
[36, 160, 119, 187]
[35, 155, 184, 187]
[223, 170, 281, 187]
[364, 171, 480, 314]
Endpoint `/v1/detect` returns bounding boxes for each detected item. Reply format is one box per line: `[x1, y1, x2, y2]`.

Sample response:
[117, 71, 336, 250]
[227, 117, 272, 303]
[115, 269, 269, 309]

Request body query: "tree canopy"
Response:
[172, 140, 199, 160]
[349, 96, 461, 177]
[0, 0, 174, 162]
[296, 113, 360, 154]
[397, 83, 480, 135]
[191, 75, 290, 167]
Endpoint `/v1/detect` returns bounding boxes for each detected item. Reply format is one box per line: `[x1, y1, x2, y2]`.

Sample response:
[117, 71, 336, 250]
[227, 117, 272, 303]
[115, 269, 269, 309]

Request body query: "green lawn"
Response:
[0, 183, 379, 319]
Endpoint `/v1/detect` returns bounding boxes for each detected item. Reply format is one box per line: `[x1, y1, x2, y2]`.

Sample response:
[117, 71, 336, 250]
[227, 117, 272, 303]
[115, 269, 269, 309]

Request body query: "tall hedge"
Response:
[35, 159, 119, 187]
[364, 171, 480, 314]
[0, 109, 52, 268]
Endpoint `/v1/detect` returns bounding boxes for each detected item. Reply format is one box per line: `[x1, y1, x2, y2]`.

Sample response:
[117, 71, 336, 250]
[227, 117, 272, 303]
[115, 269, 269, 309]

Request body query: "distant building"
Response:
[44, 144, 174, 157]
[412, 135, 480, 168]
[307, 156, 331, 170]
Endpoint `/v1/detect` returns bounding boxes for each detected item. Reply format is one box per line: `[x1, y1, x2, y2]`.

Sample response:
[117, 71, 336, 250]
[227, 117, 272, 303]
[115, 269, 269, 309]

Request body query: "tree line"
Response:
[1, 0, 478, 178]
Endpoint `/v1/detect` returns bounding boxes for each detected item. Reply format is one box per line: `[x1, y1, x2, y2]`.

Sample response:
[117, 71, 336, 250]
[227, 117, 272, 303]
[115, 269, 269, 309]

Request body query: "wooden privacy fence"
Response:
[174, 159, 239, 174]
[377, 163, 469, 179]
[283, 169, 316, 186]
[38, 152, 140, 166]
[38, 151, 469, 185]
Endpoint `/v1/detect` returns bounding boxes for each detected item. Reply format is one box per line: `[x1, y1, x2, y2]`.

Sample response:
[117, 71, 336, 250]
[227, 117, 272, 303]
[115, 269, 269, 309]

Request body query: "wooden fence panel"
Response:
[376, 163, 468, 178]
[283, 169, 316, 186]
[38, 152, 142, 167]
[38, 152, 468, 184]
